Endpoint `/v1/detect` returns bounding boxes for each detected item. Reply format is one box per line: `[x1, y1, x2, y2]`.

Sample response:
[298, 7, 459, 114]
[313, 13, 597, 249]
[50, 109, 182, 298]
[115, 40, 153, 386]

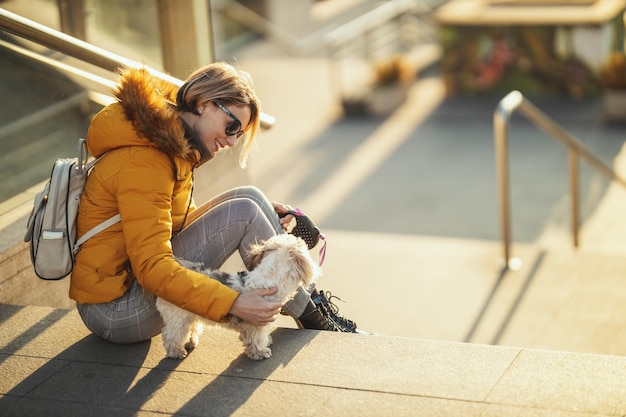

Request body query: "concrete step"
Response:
[1, 303, 625, 416]
[272, 229, 626, 357]
[6, 226, 626, 358]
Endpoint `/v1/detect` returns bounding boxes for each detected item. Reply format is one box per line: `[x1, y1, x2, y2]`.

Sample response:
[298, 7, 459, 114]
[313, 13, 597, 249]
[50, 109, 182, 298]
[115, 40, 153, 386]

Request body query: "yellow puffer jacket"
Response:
[69, 67, 239, 322]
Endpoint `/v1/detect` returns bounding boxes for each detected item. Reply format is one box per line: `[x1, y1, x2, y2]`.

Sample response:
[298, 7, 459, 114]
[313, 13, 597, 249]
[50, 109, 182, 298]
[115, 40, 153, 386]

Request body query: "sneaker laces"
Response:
[313, 290, 357, 332]
[297, 303, 341, 332]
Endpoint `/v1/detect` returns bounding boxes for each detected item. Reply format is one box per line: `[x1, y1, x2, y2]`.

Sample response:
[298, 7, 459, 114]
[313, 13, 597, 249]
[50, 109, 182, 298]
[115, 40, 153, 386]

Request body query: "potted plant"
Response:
[341, 55, 414, 117]
[599, 51, 626, 121]
[366, 55, 413, 116]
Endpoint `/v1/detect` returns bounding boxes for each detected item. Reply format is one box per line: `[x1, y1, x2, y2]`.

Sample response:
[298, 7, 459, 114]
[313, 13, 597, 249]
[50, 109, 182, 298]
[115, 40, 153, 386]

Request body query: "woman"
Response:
[70, 62, 360, 344]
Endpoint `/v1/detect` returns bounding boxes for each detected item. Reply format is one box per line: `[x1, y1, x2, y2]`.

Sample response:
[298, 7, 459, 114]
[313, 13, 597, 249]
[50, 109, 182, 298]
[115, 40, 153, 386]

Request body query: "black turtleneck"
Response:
[179, 117, 214, 167]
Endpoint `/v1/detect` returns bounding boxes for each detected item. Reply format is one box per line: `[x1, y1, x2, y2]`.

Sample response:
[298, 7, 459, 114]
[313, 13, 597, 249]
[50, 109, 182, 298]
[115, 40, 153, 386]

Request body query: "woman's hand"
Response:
[229, 287, 283, 326]
[272, 202, 293, 231]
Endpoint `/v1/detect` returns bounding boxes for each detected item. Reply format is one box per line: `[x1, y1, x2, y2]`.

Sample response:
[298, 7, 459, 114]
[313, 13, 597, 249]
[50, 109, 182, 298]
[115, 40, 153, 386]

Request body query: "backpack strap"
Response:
[74, 138, 120, 254]
[73, 214, 121, 254]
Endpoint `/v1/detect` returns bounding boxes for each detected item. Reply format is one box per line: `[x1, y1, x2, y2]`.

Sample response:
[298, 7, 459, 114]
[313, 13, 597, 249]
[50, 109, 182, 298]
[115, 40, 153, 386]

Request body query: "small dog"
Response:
[156, 234, 321, 360]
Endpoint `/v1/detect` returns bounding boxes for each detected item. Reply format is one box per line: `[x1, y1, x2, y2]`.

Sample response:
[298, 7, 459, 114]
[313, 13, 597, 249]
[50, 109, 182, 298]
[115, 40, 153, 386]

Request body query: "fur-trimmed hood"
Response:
[87, 67, 198, 162]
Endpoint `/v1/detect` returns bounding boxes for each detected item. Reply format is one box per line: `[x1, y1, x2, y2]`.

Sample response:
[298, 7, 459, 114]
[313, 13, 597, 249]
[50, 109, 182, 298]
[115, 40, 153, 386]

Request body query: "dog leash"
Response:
[279, 208, 327, 266]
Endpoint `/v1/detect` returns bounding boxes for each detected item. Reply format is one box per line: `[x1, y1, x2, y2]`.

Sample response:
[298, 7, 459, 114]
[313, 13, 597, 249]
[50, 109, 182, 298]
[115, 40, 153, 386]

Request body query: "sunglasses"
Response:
[213, 101, 244, 138]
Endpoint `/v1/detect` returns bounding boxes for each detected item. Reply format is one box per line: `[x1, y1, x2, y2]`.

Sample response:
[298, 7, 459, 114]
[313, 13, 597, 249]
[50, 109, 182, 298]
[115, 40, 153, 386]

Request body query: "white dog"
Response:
[156, 234, 321, 360]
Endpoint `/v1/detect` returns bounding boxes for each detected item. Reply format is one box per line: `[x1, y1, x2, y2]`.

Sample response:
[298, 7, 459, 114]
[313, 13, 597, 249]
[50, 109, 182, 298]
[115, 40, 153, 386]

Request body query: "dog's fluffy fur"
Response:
[155, 234, 321, 360]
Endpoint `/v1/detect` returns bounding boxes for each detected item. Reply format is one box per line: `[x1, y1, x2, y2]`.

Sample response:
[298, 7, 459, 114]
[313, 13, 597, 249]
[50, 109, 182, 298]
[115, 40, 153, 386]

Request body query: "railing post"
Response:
[494, 101, 512, 268]
[568, 149, 580, 247]
[494, 91, 523, 270]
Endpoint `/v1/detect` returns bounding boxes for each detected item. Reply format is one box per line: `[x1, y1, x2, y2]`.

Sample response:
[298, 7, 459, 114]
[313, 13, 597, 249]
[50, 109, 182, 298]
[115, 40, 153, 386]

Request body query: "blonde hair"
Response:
[176, 62, 261, 168]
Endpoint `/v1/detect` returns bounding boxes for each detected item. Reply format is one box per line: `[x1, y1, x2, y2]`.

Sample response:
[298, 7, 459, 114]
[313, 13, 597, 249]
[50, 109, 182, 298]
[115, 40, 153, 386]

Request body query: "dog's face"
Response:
[248, 234, 321, 291]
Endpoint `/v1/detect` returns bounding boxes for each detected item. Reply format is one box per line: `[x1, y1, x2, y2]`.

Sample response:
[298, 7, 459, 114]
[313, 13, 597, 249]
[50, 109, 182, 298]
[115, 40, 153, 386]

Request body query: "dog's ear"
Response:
[249, 250, 264, 269]
[247, 240, 270, 269]
[289, 244, 321, 287]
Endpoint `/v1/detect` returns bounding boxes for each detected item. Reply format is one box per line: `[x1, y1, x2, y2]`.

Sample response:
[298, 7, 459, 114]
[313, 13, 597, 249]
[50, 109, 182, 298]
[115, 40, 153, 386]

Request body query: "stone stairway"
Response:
[5, 227, 626, 358]
[1, 303, 626, 417]
[2, 2, 626, 414]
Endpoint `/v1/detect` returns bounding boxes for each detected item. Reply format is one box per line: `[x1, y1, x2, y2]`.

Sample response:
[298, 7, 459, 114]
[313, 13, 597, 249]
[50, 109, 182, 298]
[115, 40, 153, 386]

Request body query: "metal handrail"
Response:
[212, 0, 326, 56]
[0, 8, 275, 128]
[323, 0, 431, 49]
[213, 0, 433, 56]
[494, 90, 626, 269]
[322, 0, 436, 101]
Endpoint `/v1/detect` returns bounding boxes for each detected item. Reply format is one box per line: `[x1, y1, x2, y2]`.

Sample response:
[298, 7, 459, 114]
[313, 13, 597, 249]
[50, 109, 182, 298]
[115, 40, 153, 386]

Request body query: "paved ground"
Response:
[3, 2, 626, 416]
[3, 303, 626, 417]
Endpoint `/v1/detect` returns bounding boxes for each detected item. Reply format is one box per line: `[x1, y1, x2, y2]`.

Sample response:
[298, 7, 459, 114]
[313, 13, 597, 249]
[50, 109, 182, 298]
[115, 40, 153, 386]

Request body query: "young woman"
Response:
[70, 62, 360, 344]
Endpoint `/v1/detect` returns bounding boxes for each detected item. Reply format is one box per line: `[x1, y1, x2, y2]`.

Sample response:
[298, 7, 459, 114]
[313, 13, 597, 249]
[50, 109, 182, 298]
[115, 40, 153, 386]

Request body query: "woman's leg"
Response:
[171, 186, 312, 317]
[77, 279, 164, 344]
[171, 186, 280, 267]
[172, 186, 359, 332]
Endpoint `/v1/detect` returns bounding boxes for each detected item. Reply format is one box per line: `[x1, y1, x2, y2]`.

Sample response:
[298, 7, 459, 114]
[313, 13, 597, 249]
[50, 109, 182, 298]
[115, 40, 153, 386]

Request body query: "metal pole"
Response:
[494, 109, 510, 266]
[568, 149, 580, 247]
[494, 91, 524, 269]
[0, 8, 139, 74]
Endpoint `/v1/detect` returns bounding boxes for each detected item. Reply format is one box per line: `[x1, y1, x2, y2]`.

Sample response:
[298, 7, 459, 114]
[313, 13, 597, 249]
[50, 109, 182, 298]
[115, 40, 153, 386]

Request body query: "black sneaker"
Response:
[295, 304, 341, 331]
[312, 290, 359, 333]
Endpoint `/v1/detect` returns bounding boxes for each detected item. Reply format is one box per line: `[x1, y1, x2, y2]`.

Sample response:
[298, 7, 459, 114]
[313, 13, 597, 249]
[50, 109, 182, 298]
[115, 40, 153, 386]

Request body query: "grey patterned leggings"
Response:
[77, 186, 312, 344]
[171, 186, 312, 318]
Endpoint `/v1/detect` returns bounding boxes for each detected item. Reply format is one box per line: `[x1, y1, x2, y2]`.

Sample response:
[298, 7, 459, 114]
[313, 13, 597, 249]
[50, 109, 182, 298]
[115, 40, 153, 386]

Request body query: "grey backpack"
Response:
[24, 138, 120, 280]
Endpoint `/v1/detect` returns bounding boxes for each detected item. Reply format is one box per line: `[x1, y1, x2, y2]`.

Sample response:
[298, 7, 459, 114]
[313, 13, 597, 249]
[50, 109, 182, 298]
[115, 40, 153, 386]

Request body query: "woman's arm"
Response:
[116, 148, 239, 321]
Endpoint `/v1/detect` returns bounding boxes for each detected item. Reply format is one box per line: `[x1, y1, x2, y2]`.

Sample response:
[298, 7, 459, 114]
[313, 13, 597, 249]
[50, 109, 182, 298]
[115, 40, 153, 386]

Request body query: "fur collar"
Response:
[113, 67, 193, 160]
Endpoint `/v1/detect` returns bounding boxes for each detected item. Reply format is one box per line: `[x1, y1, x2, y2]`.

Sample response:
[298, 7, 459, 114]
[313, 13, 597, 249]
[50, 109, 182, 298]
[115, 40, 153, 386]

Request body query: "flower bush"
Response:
[371, 55, 413, 87]
[599, 52, 626, 89]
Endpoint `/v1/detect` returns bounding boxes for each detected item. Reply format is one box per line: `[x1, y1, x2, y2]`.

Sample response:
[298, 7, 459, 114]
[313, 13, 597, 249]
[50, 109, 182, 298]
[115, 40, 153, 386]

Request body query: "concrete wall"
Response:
[0, 242, 74, 309]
